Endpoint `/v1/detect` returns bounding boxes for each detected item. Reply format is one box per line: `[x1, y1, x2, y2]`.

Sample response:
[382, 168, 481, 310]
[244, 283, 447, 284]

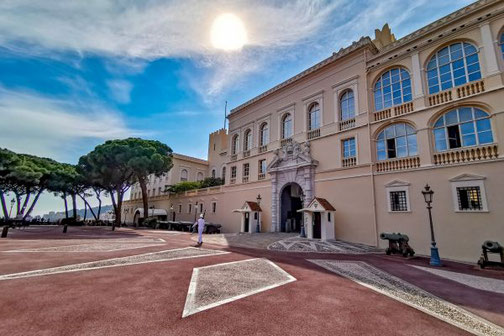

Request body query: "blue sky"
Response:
[0, 0, 472, 215]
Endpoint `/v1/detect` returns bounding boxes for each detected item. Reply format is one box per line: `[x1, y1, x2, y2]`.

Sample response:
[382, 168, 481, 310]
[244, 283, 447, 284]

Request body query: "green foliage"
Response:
[167, 177, 223, 194]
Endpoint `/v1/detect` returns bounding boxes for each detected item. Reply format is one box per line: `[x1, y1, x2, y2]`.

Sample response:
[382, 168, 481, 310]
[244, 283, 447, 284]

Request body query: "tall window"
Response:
[374, 68, 412, 111]
[433, 107, 493, 152]
[232, 134, 239, 155]
[342, 138, 356, 158]
[211, 169, 216, 178]
[231, 166, 237, 178]
[259, 123, 269, 146]
[259, 159, 267, 174]
[390, 191, 408, 212]
[244, 129, 252, 151]
[180, 169, 188, 182]
[426, 42, 481, 94]
[500, 32, 504, 59]
[221, 166, 226, 181]
[377, 123, 417, 160]
[243, 163, 249, 177]
[308, 103, 320, 130]
[282, 113, 293, 139]
[340, 90, 355, 121]
[196, 172, 204, 181]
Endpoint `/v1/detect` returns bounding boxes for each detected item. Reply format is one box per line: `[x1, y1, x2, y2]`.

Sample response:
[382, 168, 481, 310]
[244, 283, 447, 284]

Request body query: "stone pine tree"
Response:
[126, 138, 173, 226]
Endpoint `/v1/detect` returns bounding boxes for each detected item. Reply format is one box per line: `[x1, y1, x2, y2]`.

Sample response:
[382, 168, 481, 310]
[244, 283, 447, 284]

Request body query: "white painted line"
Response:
[182, 258, 296, 318]
[0, 247, 230, 281]
[3, 243, 165, 253]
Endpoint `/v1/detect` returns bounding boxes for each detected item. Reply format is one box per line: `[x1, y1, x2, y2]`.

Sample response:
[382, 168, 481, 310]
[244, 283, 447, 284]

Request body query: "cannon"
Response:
[477, 240, 504, 269]
[380, 232, 415, 257]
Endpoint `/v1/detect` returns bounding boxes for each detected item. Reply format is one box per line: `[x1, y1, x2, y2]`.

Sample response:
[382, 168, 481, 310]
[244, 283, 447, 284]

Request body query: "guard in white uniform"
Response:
[193, 214, 205, 246]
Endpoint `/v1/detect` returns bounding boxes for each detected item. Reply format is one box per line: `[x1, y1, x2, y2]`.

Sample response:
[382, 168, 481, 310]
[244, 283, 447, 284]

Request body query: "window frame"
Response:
[307, 102, 321, 131]
[373, 67, 412, 111]
[432, 107, 494, 152]
[243, 163, 250, 177]
[340, 89, 355, 121]
[258, 159, 267, 174]
[450, 177, 488, 212]
[426, 42, 481, 95]
[180, 169, 188, 182]
[243, 129, 252, 151]
[231, 134, 239, 155]
[259, 122, 269, 146]
[385, 184, 411, 213]
[281, 113, 293, 139]
[376, 123, 418, 161]
[342, 137, 357, 159]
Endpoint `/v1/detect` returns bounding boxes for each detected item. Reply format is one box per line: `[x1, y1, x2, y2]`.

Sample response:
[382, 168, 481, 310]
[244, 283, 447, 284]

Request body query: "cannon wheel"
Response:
[478, 257, 486, 269]
[409, 251, 415, 257]
[385, 248, 391, 255]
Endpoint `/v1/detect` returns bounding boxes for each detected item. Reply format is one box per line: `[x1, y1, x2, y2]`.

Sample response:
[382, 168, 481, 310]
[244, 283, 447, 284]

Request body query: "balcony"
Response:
[281, 138, 292, 146]
[433, 144, 498, 166]
[243, 150, 250, 158]
[258, 173, 266, 180]
[342, 157, 357, 168]
[258, 145, 268, 153]
[428, 79, 485, 107]
[242, 176, 249, 183]
[374, 101, 414, 122]
[376, 156, 420, 172]
[339, 118, 355, 131]
[307, 128, 321, 140]
[230, 154, 238, 161]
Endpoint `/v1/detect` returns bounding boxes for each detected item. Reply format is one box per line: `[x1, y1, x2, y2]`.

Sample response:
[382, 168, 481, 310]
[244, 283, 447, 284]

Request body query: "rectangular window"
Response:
[231, 166, 237, 178]
[447, 125, 461, 149]
[199, 203, 203, 213]
[178, 204, 182, 213]
[457, 186, 482, 211]
[158, 187, 162, 195]
[343, 138, 356, 158]
[259, 159, 266, 174]
[390, 191, 408, 211]
[188, 204, 192, 214]
[386, 138, 396, 159]
[212, 202, 216, 213]
[243, 163, 249, 177]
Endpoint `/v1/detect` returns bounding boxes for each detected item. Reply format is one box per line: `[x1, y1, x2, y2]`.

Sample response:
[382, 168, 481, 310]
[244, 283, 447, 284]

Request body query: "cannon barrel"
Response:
[380, 232, 409, 241]
[483, 240, 502, 252]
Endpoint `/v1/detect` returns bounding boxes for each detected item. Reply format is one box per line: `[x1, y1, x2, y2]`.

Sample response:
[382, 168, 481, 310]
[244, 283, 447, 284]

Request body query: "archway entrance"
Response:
[280, 183, 303, 233]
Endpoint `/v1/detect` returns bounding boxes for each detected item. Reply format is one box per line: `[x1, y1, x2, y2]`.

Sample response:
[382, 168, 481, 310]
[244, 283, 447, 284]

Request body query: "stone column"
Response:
[411, 52, 425, 99]
[480, 23, 500, 76]
[270, 173, 278, 232]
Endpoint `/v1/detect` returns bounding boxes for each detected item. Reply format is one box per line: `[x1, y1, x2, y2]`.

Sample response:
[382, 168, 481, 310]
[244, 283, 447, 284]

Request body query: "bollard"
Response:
[1, 226, 9, 238]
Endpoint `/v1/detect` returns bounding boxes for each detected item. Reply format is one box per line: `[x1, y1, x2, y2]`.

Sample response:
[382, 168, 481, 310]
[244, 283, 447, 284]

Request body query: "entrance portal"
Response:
[280, 183, 303, 233]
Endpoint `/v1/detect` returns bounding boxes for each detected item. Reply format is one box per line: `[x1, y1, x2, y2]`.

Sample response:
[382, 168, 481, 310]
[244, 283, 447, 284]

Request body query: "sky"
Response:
[0, 0, 473, 216]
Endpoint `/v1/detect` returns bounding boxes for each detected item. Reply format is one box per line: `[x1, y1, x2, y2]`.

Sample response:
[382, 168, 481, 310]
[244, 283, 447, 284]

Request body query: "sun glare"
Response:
[210, 13, 247, 51]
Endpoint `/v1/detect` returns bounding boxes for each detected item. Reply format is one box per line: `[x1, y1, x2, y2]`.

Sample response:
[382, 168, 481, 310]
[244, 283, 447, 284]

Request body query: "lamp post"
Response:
[422, 184, 441, 266]
[299, 192, 306, 238]
[256, 194, 262, 233]
[8, 198, 15, 218]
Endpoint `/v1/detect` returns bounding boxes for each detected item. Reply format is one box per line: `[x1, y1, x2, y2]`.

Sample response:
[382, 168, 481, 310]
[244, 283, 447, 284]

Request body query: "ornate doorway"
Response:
[267, 140, 318, 232]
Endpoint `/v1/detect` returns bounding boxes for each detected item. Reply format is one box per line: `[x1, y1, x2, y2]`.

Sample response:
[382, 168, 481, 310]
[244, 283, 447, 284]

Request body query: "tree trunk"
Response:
[78, 194, 97, 220]
[0, 190, 9, 220]
[71, 193, 77, 219]
[139, 176, 149, 228]
[23, 189, 43, 220]
[83, 202, 87, 221]
[19, 188, 31, 216]
[15, 193, 21, 217]
[63, 194, 69, 219]
[110, 189, 117, 231]
[93, 187, 102, 220]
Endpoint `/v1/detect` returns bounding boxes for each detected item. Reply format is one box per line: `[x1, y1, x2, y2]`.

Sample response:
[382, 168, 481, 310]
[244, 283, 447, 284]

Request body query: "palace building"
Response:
[123, 0, 504, 263]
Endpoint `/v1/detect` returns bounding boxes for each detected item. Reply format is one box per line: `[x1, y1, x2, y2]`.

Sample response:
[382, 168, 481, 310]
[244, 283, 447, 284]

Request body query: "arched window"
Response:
[500, 32, 504, 59]
[221, 166, 226, 181]
[180, 169, 188, 182]
[282, 113, 293, 139]
[243, 129, 252, 151]
[433, 107, 493, 152]
[340, 89, 355, 121]
[196, 172, 204, 181]
[377, 123, 418, 160]
[426, 42, 481, 94]
[374, 68, 412, 111]
[211, 169, 216, 178]
[231, 134, 239, 155]
[308, 103, 320, 130]
[259, 123, 269, 146]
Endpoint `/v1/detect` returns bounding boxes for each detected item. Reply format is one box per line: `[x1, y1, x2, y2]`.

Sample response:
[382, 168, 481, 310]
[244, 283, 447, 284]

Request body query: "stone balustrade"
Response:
[258, 145, 268, 153]
[393, 102, 413, 116]
[342, 157, 357, 167]
[374, 108, 392, 121]
[457, 79, 485, 99]
[433, 144, 498, 165]
[376, 156, 420, 172]
[307, 128, 321, 140]
[339, 118, 356, 131]
[243, 150, 250, 158]
[258, 173, 266, 180]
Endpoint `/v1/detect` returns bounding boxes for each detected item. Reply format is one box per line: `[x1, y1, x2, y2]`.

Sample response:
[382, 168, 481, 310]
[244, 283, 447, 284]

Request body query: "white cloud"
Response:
[107, 79, 133, 104]
[0, 86, 143, 161]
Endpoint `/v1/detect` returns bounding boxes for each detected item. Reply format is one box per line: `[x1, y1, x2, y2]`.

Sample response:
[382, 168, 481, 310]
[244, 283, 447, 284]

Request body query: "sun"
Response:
[210, 13, 247, 51]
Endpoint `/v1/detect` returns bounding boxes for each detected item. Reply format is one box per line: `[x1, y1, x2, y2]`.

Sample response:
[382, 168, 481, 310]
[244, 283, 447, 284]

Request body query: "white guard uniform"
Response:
[193, 217, 205, 244]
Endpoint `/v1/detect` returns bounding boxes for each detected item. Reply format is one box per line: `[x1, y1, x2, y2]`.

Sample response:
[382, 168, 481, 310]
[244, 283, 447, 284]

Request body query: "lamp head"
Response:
[422, 184, 434, 204]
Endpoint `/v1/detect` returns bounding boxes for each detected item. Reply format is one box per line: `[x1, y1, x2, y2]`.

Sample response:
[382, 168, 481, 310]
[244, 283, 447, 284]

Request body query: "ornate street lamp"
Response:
[256, 194, 262, 233]
[299, 192, 306, 238]
[422, 184, 441, 266]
